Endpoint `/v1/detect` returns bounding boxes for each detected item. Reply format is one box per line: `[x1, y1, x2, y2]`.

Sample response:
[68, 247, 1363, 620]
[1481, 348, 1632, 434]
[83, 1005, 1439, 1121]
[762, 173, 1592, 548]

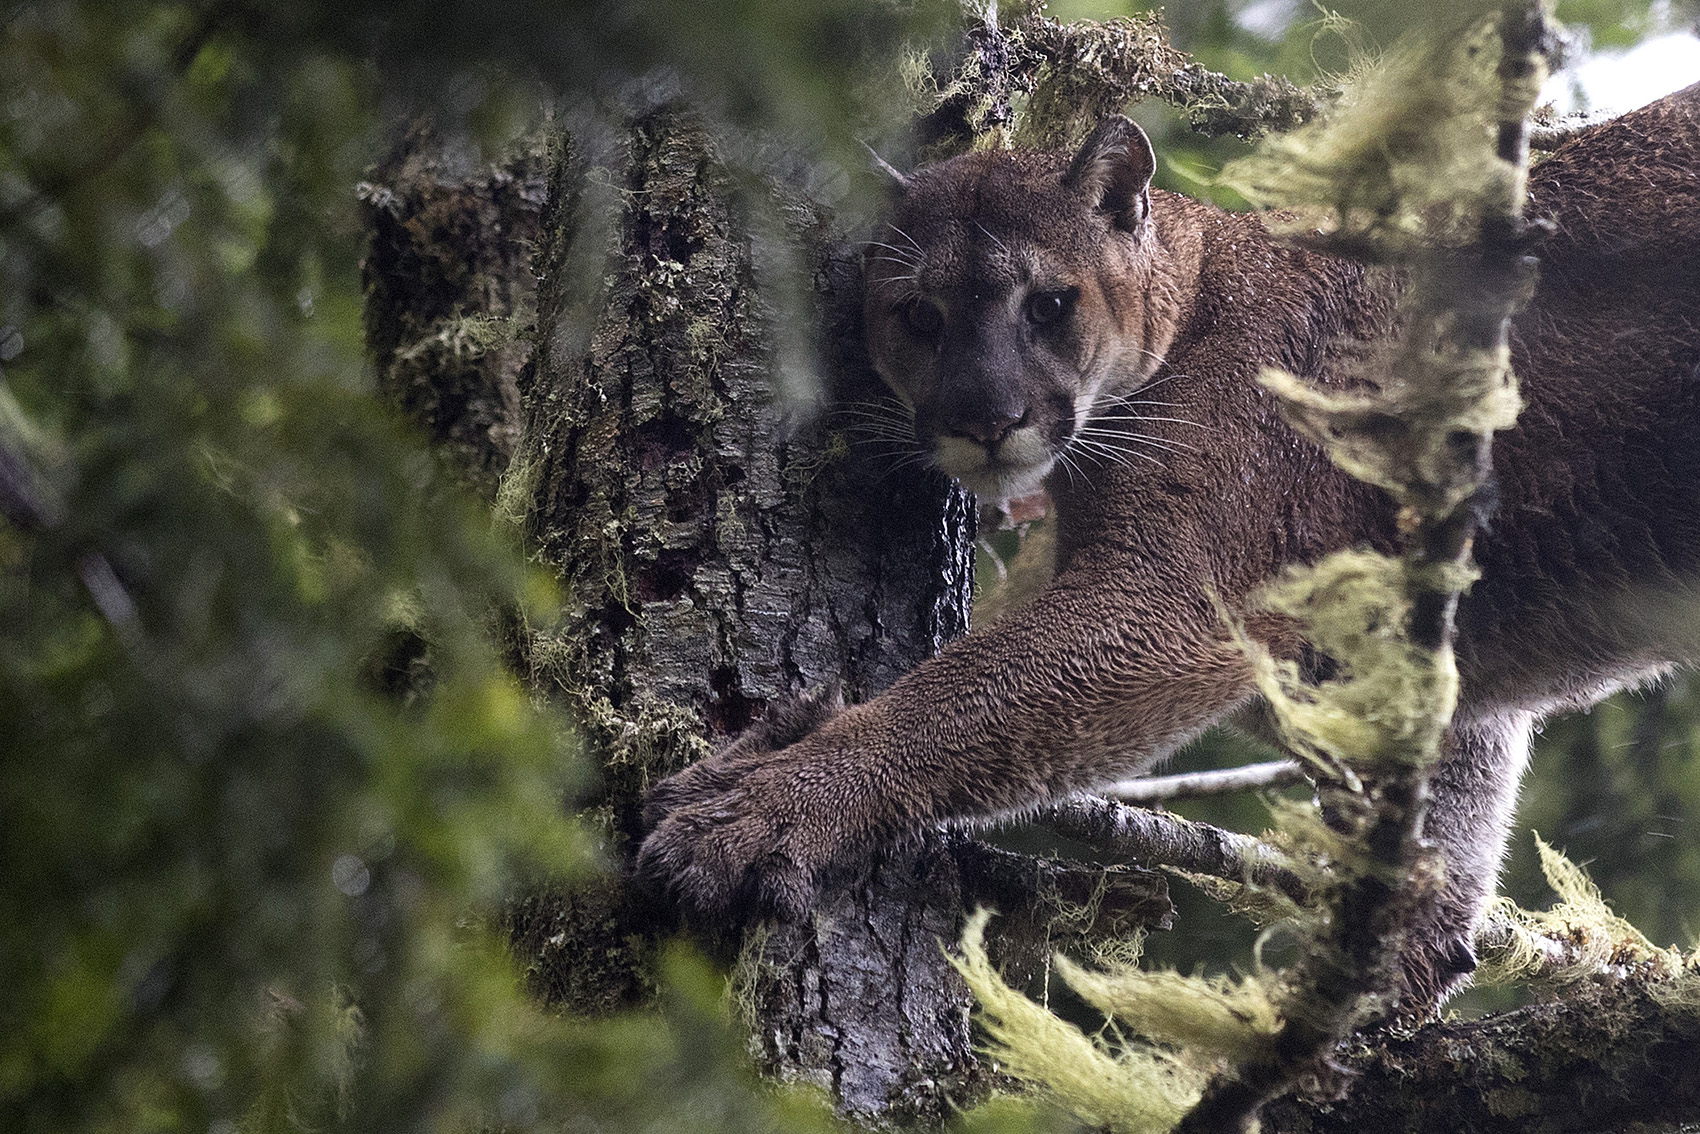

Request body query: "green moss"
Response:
[1012, 14, 1183, 152]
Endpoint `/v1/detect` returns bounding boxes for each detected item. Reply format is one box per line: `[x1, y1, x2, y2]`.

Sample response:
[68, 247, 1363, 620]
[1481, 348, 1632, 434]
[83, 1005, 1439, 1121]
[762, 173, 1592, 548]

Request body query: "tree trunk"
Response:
[513, 108, 986, 1120]
[360, 123, 545, 501]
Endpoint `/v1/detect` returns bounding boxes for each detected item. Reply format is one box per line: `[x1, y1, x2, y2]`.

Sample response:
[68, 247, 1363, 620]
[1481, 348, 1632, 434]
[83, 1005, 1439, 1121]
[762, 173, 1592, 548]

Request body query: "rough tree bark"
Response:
[511, 107, 990, 1119]
[361, 124, 546, 502]
[1259, 976, 1700, 1134]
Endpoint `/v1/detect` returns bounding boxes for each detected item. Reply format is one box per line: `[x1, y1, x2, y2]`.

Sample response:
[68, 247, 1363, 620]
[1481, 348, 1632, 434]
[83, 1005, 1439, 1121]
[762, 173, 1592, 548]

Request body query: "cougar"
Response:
[640, 83, 1700, 1010]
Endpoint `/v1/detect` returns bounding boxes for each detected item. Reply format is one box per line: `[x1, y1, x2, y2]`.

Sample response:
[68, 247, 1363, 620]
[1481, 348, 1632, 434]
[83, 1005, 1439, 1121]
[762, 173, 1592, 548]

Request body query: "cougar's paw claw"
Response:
[639, 694, 863, 922]
[641, 758, 750, 830]
[636, 794, 817, 922]
[642, 687, 842, 831]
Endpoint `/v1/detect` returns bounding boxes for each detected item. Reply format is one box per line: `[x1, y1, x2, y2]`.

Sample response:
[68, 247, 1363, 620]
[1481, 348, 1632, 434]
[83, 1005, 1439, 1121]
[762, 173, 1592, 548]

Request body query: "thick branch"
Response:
[914, 11, 1326, 156]
[1261, 979, 1700, 1133]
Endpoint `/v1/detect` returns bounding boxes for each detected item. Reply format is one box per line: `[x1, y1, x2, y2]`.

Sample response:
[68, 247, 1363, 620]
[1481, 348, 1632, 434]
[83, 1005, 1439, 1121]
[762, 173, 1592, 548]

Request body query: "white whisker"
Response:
[887, 225, 926, 255]
[865, 241, 921, 264]
[1076, 427, 1198, 455]
[1087, 415, 1210, 431]
[1071, 435, 1165, 469]
[1068, 438, 1142, 471]
[972, 220, 1010, 256]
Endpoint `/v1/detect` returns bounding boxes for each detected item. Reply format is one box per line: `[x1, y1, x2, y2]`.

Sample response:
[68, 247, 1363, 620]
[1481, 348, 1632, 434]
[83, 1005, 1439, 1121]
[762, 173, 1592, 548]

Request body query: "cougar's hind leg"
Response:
[1403, 710, 1535, 1013]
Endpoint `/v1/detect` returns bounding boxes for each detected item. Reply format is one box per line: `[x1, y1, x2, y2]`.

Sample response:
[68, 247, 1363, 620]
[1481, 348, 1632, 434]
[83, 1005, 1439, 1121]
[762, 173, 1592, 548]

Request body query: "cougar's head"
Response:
[863, 117, 1180, 500]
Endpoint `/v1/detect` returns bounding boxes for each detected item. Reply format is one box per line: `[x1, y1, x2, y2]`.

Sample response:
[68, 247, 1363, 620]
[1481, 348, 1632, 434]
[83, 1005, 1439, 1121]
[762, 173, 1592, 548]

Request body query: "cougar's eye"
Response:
[1025, 289, 1075, 327]
[900, 298, 943, 337]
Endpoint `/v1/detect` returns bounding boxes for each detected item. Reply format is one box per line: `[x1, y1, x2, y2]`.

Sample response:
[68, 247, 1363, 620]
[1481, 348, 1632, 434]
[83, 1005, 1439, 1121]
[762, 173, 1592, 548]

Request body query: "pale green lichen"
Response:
[1052, 955, 1282, 1064]
[577, 692, 711, 780]
[1237, 550, 1460, 787]
[1475, 837, 1684, 988]
[1220, 16, 1514, 252]
[493, 453, 539, 532]
[1258, 275, 1526, 514]
[727, 921, 779, 1040]
[951, 910, 1208, 1134]
[396, 311, 517, 364]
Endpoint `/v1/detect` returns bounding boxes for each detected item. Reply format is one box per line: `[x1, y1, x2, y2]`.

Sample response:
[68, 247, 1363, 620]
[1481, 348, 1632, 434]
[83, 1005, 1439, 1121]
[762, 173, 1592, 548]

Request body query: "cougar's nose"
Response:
[945, 407, 1030, 447]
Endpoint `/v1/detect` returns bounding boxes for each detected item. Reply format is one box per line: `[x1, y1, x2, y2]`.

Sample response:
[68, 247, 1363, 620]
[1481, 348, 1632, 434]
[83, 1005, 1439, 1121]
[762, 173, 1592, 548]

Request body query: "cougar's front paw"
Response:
[637, 754, 837, 920]
[638, 687, 849, 918]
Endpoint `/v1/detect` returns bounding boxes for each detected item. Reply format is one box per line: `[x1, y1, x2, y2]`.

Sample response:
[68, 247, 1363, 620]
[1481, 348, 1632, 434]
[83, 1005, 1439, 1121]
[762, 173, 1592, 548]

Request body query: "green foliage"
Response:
[1508, 684, 1700, 950]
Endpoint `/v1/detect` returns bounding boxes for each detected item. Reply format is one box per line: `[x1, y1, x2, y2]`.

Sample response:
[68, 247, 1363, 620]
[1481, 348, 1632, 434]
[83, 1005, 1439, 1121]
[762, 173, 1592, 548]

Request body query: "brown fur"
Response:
[639, 85, 1700, 1011]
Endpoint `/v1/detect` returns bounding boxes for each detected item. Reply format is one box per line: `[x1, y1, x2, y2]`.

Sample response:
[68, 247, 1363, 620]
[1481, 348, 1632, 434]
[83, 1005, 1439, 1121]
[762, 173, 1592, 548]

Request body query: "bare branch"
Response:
[951, 838, 1175, 933]
[1103, 759, 1307, 803]
[1039, 796, 1308, 904]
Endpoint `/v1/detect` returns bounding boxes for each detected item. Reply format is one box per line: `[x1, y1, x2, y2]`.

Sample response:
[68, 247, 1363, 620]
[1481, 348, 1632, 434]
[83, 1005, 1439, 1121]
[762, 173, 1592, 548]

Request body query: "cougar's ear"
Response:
[863, 142, 911, 194]
[1064, 116, 1156, 231]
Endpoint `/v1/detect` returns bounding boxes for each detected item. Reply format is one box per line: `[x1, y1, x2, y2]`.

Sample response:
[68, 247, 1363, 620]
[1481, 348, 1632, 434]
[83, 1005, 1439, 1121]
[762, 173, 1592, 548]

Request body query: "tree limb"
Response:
[1039, 796, 1308, 904]
[913, 10, 1327, 156]
[1261, 978, 1700, 1133]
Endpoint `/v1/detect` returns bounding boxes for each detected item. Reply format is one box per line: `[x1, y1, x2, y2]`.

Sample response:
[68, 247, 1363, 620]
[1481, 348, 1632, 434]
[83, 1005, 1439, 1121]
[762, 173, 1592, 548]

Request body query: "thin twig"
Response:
[1103, 759, 1307, 803]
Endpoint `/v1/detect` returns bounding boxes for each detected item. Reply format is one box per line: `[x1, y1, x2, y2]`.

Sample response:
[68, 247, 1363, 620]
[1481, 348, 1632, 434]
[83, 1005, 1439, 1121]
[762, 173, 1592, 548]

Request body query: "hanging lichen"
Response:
[951, 910, 1211, 1134]
[1220, 17, 1511, 255]
[1474, 837, 1694, 989]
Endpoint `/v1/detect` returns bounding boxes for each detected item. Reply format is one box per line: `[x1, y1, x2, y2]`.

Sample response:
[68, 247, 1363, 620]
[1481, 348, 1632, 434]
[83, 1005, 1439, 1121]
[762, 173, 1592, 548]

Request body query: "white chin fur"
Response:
[934, 443, 1055, 500]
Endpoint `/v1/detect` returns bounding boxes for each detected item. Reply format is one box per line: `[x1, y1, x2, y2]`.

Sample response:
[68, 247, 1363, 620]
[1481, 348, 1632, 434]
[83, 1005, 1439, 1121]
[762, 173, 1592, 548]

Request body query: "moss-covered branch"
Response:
[1172, 6, 1559, 1131]
[910, 7, 1324, 159]
[1260, 978, 1700, 1133]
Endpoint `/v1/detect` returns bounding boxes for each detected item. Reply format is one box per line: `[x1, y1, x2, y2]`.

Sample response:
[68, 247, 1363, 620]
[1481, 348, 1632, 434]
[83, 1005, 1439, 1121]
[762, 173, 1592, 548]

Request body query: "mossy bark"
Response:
[1261, 978, 1700, 1133]
[357, 95, 1176, 1126]
[360, 123, 546, 500]
[508, 106, 987, 1122]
